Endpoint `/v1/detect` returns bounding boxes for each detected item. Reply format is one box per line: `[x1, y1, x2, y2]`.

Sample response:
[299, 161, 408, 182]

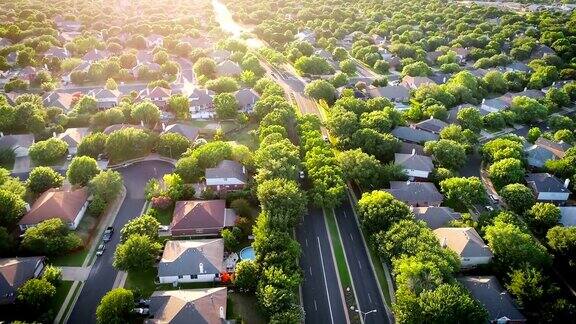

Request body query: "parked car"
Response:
[96, 243, 106, 256]
[102, 226, 114, 242]
[133, 307, 150, 316]
[299, 171, 305, 179]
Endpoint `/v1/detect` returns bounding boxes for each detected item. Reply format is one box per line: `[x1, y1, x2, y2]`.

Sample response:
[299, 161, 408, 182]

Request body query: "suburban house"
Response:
[481, 97, 510, 113]
[90, 88, 122, 109]
[296, 29, 316, 44]
[526, 173, 571, 202]
[399, 142, 425, 155]
[368, 85, 410, 102]
[43, 91, 75, 111]
[189, 88, 215, 111]
[386, 181, 444, 207]
[425, 50, 443, 65]
[0, 257, 46, 304]
[162, 123, 200, 142]
[144, 87, 171, 108]
[205, 160, 247, 192]
[526, 138, 571, 168]
[216, 60, 242, 77]
[0, 133, 34, 157]
[395, 151, 434, 179]
[506, 61, 532, 73]
[452, 47, 470, 63]
[57, 127, 90, 155]
[146, 288, 227, 324]
[82, 49, 109, 62]
[103, 123, 146, 135]
[157, 239, 224, 284]
[18, 66, 37, 82]
[559, 207, 576, 227]
[234, 88, 260, 111]
[43, 46, 69, 59]
[18, 187, 90, 231]
[170, 200, 237, 236]
[400, 76, 437, 90]
[411, 206, 462, 230]
[531, 44, 555, 59]
[132, 62, 161, 79]
[434, 227, 493, 268]
[392, 126, 439, 144]
[209, 49, 231, 63]
[458, 276, 526, 323]
[413, 117, 449, 134]
[146, 34, 164, 48]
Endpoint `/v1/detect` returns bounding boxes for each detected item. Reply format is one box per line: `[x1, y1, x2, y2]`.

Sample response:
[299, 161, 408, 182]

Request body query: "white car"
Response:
[96, 243, 106, 256]
[299, 171, 305, 179]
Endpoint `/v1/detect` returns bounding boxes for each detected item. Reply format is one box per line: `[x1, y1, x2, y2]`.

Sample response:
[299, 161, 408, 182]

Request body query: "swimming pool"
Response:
[239, 246, 255, 260]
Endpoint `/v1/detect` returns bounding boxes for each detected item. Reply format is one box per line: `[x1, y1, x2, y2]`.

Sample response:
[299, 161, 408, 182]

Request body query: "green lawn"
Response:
[324, 209, 352, 288]
[150, 207, 173, 225]
[48, 281, 73, 318]
[49, 249, 89, 267]
[228, 122, 258, 150]
[228, 292, 266, 324]
[126, 269, 158, 298]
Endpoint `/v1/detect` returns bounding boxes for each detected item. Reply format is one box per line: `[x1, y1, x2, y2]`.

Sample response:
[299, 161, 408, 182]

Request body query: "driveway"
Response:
[66, 160, 174, 324]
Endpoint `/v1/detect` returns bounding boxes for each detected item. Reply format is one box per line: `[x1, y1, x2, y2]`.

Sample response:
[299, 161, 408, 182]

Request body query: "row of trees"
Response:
[233, 78, 305, 322]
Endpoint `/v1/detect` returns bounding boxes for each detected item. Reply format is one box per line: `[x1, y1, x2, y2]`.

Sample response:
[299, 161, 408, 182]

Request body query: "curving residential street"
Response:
[66, 160, 174, 324]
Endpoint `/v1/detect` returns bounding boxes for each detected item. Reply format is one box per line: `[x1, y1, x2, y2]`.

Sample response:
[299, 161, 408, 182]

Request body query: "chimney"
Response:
[0, 132, 3, 137]
[442, 77, 446, 83]
[411, 148, 416, 156]
[565, 178, 570, 189]
[441, 237, 447, 248]
[552, 81, 556, 86]
[482, 98, 485, 104]
[199, 262, 204, 274]
[161, 122, 166, 131]
[53, 132, 57, 138]
[219, 306, 225, 318]
[524, 87, 527, 91]
[429, 115, 434, 120]
[406, 180, 411, 186]
[140, 120, 145, 127]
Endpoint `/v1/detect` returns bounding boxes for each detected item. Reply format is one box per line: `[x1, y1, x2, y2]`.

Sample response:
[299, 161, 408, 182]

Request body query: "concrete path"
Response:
[60, 266, 92, 281]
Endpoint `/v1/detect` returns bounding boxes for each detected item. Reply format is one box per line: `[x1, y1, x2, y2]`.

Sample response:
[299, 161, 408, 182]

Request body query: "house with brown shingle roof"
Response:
[205, 160, 247, 192]
[188, 88, 215, 111]
[434, 227, 493, 268]
[0, 257, 46, 304]
[142, 87, 171, 108]
[43, 91, 75, 111]
[158, 239, 224, 284]
[90, 88, 121, 109]
[82, 49, 110, 62]
[385, 181, 443, 207]
[18, 187, 89, 231]
[412, 206, 461, 230]
[146, 287, 227, 324]
[401, 76, 437, 90]
[170, 200, 236, 237]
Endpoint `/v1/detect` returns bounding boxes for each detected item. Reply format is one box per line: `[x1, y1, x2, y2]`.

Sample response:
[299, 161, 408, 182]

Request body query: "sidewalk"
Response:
[60, 266, 91, 281]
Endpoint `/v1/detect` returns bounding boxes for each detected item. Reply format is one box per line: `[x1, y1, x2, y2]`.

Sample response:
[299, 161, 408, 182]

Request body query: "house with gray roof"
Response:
[481, 96, 510, 113]
[216, 60, 242, 77]
[386, 181, 443, 207]
[158, 239, 224, 284]
[401, 76, 437, 90]
[414, 117, 449, 134]
[162, 123, 200, 142]
[234, 88, 260, 111]
[526, 173, 571, 202]
[395, 151, 434, 179]
[0, 257, 46, 304]
[368, 85, 410, 102]
[205, 160, 247, 192]
[531, 44, 555, 59]
[90, 88, 121, 109]
[0, 133, 34, 157]
[458, 276, 526, 323]
[399, 142, 425, 155]
[506, 61, 532, 73]
[392, 126, 439, 144]
[412, 206, 462, 230]
[188, 88, 215, 111]
[525, 144, 556, 168]
[435, 227, 493, 268]
[559, 207, 576, 227]
[146, 288, 227, 324]
[57, 127, 90, 155]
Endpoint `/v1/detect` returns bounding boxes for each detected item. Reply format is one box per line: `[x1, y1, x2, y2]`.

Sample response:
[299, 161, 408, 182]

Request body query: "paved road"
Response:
[296, 206, 347, 324]
[334, 198, 390, 324]
[67, 160, 174, 324]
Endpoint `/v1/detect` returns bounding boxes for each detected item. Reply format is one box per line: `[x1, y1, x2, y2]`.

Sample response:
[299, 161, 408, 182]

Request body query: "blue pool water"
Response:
[239, 246, 255, 260]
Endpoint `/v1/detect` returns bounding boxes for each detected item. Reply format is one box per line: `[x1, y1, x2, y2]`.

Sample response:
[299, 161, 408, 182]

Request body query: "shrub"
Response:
[151, 196, 172, 210]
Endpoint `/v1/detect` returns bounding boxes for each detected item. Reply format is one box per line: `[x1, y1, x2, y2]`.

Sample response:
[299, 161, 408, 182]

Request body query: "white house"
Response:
[18, 187, 89, 231]
[157, 239, 224, 284]
[394, 151, 434, 178]
[434, 227, 493, 268]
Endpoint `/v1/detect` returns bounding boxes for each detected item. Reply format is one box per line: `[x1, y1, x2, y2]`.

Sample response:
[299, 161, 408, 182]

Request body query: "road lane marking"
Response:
[343, 211, 347, 218]
[314, 299, 318, 311]
[368, 292, 372, 303]
[317, 236, 335, 324]
[349, 233, 354, 241]
[306, 238, 309, 247]
[358, 260, 362, 270]
[309, 267, 312, 276]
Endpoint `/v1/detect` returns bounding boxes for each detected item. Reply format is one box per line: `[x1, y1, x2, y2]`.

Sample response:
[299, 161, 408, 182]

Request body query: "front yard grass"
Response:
[48, 281, 73, 318]
[228, 291, 266, 324]
[150, 206, 173, 225]
[126, 268, 223, 298]
[49, 249, 89, 267]
[227, 122, 258, 150]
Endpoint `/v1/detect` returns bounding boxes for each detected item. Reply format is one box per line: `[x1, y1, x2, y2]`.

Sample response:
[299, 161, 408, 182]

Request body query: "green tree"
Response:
[42, 265, 62, 286]
[456, 107, 483, 133]
[547, 226, 576, 262]
[214, 93, 239, 119]
[357, 190, 412, 235]
[440, 177, 486, 208]
[77, 132, 107, 158]
[96, 288, 134, 324]
[339, 59, 356, 75]
[157, 133, 190, 159]
[105, 128, 153, 162]
[424, 139, 467, 170]
[168, 95, 190, 120]
[193, 57, 217, 78]
[120, 214, 160, 242]
[27, 166, 64, 194]
[206, 76, 240, 93]
[506, 267, 546, 309]
[488, 158, 525, 190]
[89, 170, 123, 202]
[174, 156, 202, 182]
[510, 96, 548, 124]
[21, 218, 82, 256]
[66, 156, 100, 186]
[0, 226, 14, 255]
[526, 203, 560, 233]
[221, 227, 241, 251]
[304, 80, 336, 104]
[234, 260, 259, 292]
[337, 149, 382, 189]
[29, 138, 68, 166]
[483, 70, 508, 94]
[131, 101, 161, 126]
[401, 61, 433, 77]
[499, 183, 535, 214]
[0, 189, 26, 227]
[113, 234, 162, 272]
[527, 127, 542, 143]
[17, 278, 56, 311]
[257, 179, 307, 231]
[351, 129, 400, 162]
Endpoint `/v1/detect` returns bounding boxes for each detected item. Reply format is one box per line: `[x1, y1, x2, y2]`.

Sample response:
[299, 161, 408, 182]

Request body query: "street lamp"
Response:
[350, 306, 377, 322]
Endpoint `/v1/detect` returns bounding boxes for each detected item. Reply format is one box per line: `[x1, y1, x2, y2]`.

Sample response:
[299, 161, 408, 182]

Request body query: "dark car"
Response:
[96, 243, 106, 256]
[102, 226, 114, 242]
